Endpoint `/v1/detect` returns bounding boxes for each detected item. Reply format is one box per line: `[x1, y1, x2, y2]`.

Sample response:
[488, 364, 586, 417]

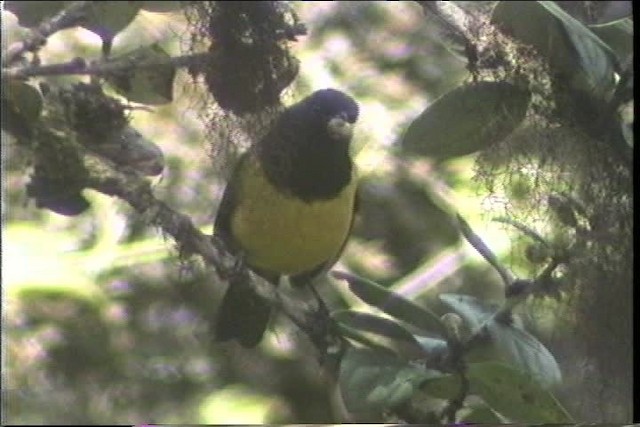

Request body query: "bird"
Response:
[213, 88, 360, 347]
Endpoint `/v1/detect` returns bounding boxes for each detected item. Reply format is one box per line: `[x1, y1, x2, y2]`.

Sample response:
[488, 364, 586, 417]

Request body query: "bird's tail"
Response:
[214, 277, 272, 348]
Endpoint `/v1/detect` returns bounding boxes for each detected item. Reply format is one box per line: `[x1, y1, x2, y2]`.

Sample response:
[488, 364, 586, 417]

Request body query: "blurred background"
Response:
[3, 1, 632, 423]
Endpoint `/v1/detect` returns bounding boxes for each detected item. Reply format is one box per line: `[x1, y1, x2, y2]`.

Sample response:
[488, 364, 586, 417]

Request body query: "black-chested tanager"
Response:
[213, 88, 359, 347]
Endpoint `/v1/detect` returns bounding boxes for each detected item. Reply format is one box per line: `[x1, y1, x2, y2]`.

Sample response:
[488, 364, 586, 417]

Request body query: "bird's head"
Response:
[293, 88, 360, 142]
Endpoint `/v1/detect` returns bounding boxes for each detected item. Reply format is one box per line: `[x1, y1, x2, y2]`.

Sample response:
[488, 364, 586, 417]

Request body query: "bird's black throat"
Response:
[257, 123, 353, 202]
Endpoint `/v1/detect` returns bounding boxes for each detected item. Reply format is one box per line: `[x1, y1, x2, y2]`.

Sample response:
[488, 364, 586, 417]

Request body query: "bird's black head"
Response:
[259, 88, 359, 200]
[285, 88, 360, 145]
[302, 88, 360, 124]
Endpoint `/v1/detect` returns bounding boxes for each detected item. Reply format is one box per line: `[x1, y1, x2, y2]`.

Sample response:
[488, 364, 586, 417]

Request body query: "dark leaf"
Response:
[492, 1, 617, 98]
[81, 1, 143, 44]
[4, 1, 67, 27]
[400, 81, 530, 160]
[3, 80, 44, 122]
[589, 18, 633, 63]
[333, 310, 423, 351]
[333, 271, 446, 337]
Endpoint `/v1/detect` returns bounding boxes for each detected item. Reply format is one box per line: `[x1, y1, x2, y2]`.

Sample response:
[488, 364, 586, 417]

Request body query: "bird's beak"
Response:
[327, 115, 354, 141]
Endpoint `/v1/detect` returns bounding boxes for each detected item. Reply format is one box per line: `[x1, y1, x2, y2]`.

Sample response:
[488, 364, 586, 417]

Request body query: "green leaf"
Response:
[81, 1, 143, 43]
[491, 1, 617, 98]
[400, 81, 530, 160]
[487, 320, 562, 387]
[467, 362, 573, 423]
[105, 44, 175, 105]
[589, 18, 633, 62]
[439, 293, 561, 386]
[4, 1, 66, 27]
[334, 322, 399, 357]
[333, 271, 446, 337]
[546, 2, 619, 94]
[420, 373, 462, 400]
[333, 310, 451, 360]
[339, 348, 441, 415]
[333, 310, 423, 349]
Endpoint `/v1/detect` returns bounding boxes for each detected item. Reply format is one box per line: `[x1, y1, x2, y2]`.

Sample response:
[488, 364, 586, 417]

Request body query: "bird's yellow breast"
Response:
[230, 157, 357, 276]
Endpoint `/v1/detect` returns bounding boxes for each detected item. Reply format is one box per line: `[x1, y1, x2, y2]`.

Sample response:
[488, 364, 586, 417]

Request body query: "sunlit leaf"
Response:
[105, 44, 175, 104]
[400, 81, 530, 160]
[467, 362, 573, 423]
[333, 271, 446, 337]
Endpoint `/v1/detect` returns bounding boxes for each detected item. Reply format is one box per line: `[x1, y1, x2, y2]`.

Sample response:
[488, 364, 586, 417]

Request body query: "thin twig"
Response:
[442, 367, 469, 423]
[456, 213, 515, 287]
[2, 1, 92, 67]
[460, 255, 566, 354]
[492, 216, 551, 248]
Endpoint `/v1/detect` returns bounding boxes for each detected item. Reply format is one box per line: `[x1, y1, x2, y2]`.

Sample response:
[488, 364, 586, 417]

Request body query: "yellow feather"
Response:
[231, 155, 357, 275]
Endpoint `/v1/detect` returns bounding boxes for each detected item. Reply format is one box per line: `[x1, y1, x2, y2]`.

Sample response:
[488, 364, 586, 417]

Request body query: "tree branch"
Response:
[2, 1, 92, 67]
[418, 1, 474, 50]
[67, 147, 329, 355]
[2, 53, 211, 79]
[416, 0, 481, 71]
